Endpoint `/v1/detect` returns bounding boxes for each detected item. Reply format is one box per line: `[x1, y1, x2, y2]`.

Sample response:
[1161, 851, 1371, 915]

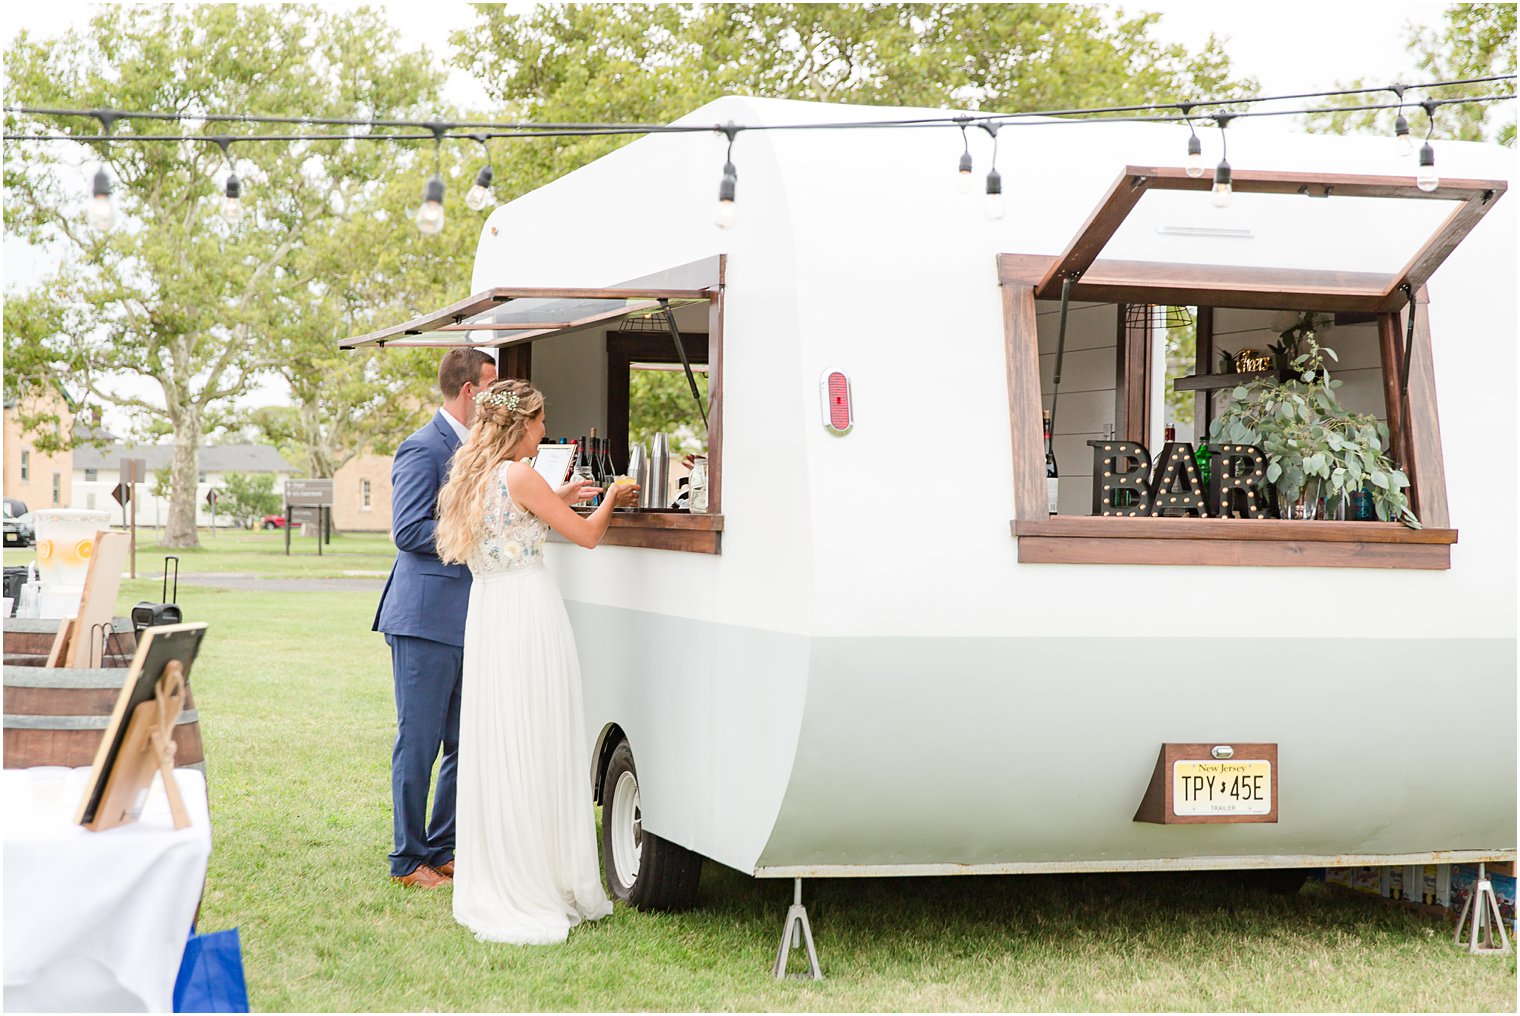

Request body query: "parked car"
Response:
[261, 514, 287, 529]
[3, 498, 34, 548]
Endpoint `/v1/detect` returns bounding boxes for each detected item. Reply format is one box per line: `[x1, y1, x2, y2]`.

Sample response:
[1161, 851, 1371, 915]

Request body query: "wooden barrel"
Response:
[3, 617, 138, 668]
[3, 665, 203, 770]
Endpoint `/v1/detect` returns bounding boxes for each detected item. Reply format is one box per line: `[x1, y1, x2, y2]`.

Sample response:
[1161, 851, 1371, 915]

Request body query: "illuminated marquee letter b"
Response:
[1089, 440, 1152, 516]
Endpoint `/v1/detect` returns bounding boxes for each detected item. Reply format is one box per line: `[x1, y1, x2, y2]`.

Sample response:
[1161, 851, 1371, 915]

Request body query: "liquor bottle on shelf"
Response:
[1165, 422, 1177, 443]
[1044, 410, 1059, 515]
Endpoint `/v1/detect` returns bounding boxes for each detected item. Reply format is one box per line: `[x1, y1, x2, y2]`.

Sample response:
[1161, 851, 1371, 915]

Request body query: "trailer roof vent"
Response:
[821, 368, 852, 435]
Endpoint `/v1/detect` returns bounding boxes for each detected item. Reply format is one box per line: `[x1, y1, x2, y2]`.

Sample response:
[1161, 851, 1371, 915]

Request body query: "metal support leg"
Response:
[1454, 863, 1512, 955]
[773, 877, 822, 980]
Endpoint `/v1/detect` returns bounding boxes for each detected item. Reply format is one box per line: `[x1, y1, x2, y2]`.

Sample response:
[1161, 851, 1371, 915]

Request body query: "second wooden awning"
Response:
[1029, 166, 1508, 313]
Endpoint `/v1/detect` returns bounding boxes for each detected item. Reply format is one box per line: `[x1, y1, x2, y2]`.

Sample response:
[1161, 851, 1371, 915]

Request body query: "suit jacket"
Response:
[373, 411, 472, 646]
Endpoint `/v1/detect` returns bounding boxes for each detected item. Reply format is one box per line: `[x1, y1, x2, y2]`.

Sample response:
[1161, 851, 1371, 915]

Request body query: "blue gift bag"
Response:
[173, 928, 249, 1013]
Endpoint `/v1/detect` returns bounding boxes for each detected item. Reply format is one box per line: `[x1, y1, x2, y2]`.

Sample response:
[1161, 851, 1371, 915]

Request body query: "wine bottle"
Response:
[599, 436, 616, 490]
[1044, 410, 1059, 515]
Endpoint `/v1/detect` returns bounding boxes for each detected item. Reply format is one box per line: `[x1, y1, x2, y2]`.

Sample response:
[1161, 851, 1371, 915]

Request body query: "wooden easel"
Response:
[44, 530, 131, 669]
[85, 660, 191, 832]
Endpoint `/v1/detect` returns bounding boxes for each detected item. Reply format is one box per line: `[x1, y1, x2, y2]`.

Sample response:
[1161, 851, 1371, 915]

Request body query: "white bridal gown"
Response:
[453, 463, 613, 944]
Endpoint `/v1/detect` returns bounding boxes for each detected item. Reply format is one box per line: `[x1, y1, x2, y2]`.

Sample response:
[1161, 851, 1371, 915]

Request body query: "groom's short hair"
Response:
[438, 348, 496, 398]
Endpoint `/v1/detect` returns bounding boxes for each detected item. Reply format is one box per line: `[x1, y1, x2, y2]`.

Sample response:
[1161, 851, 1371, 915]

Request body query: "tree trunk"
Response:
[163, 413, 202, 549]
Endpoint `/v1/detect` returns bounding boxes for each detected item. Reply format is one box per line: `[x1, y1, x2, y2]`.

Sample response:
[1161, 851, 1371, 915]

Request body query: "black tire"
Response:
[599, 738, 701, 911]
[1241, 867, 1312, 895]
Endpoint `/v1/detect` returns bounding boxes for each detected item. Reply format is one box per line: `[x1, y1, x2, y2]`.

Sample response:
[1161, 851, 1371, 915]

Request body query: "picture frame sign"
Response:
[532, 444, 576, 488]
[75, 622, 209, 829]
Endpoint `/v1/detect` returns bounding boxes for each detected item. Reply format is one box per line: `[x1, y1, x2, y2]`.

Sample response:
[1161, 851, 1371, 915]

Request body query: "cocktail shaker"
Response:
[627, 442, 649, 511]
[648, 433, 670, 509]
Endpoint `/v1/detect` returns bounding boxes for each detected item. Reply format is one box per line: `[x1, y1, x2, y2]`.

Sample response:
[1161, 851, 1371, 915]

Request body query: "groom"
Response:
[374, 347, 497, 888]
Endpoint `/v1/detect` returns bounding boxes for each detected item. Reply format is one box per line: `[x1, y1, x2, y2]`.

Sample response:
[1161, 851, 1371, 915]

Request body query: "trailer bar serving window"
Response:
[1001, 166, 1507, 570]
[340, 256, 725, 554]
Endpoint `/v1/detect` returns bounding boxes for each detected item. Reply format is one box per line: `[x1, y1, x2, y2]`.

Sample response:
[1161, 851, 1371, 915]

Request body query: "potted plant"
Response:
[1209, 333, 1420, 527]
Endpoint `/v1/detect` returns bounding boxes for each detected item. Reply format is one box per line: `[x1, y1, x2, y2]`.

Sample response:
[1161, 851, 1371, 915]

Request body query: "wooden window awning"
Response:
[338, 288, 712, 349]
[1033, 166, 1507, 313]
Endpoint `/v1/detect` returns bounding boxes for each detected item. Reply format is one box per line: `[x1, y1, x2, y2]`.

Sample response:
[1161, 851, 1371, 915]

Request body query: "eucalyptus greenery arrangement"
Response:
[1210, 332, 1420, 527]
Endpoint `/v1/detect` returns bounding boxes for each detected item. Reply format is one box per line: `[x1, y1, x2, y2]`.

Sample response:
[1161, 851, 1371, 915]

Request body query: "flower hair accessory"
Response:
[474, 390, 521, 412]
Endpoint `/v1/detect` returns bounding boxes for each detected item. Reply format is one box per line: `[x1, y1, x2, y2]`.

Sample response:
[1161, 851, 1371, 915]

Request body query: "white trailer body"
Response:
[451, 97, 1515, 883]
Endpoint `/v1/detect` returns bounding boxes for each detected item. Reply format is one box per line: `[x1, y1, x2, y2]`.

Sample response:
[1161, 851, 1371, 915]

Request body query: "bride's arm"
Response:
[506, 461, 636, 549]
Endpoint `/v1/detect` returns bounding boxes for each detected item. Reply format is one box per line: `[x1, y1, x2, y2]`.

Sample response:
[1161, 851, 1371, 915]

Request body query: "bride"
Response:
[434, 377, 639, 944]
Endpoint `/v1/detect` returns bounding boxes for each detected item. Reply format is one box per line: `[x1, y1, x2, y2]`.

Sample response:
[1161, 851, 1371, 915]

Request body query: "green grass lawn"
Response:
[6, 528, 397, 579]
[88, 579, 1517, 1011]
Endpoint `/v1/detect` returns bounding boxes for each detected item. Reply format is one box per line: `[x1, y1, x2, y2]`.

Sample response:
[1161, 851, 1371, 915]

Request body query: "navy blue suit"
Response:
[373, 411, 472, 877]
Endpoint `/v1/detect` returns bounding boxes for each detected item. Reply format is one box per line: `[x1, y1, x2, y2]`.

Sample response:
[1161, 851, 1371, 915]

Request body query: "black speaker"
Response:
[134, 555, 182, 634]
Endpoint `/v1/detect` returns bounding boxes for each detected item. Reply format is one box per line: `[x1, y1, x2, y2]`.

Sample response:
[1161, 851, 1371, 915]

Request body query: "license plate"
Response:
[1172, 760, 1272, 817]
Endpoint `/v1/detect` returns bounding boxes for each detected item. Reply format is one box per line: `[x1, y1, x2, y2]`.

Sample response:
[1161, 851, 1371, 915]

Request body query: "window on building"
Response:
[361, 478, 372, 510]
[52, 473, 61, 505]
[20, 451, 29, 480]
[84, 468, 99, 482]
[198, 471, 207, 483]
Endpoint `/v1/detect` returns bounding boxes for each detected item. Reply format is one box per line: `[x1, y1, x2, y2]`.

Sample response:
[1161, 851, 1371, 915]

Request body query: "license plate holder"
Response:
[1134, 743, 1279, 824]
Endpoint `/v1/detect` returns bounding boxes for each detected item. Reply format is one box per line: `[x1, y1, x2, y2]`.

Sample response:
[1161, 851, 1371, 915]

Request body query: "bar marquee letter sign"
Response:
[1089, 441, 1270, 518]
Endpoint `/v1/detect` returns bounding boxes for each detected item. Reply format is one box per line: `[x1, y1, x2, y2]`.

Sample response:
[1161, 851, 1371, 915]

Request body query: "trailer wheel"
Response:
[599, 737, 701, 911]
[1241, 867, 1311, 895]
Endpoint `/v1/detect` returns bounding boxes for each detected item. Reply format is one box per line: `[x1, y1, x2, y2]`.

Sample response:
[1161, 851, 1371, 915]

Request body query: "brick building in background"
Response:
[3, 391, 75, 511]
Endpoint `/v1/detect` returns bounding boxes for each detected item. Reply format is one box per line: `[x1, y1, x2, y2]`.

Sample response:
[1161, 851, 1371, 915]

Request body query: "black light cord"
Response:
[4, 74, 1512, 143]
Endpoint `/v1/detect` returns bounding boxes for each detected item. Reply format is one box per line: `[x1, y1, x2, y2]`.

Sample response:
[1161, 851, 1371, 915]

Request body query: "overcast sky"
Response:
[0, 1, 1461, 431]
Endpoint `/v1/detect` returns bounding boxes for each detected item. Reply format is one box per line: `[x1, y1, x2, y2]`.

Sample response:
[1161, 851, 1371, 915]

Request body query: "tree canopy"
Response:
[4, 5, 446, 545]
[452, 3, 1257, 202]
[1305, 3, 1516, 146]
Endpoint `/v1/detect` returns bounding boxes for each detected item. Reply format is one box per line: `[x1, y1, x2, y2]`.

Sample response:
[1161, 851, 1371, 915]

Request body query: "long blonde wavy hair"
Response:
[435, 377, 546, 565]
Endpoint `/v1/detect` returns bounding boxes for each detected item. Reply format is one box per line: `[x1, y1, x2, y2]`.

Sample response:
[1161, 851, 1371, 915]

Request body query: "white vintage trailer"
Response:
[347, 97, 1515, 949]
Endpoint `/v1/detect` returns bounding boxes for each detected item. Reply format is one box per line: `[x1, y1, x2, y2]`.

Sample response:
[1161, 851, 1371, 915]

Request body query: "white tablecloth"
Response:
[3, 767, 212, 1013]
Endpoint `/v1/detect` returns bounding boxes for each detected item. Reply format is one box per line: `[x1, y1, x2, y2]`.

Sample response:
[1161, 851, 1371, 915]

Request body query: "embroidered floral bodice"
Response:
[469, 462, 549, 576]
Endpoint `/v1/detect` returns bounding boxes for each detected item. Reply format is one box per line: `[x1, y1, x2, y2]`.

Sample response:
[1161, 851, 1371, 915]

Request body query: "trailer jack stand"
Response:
[1454, 863, 1512, 955]
[773, 878, 822, 980]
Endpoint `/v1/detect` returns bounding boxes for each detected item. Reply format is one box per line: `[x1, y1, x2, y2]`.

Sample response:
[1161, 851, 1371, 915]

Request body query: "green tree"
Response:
[273, 135, 487, 480]
[216, 471, 282, 528]
[4, 5, 440, 547]
[628, 368, 710, 457]
[452, 3, 1256, 203]
[1305, 4, 1516, 146]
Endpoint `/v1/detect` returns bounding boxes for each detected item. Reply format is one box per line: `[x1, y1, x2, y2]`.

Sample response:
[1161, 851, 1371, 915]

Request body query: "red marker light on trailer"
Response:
[820, 368, 852, 435]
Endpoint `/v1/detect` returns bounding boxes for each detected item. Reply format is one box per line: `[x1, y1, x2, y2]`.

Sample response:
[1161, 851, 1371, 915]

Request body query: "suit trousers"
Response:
[387, 633, 463, 877]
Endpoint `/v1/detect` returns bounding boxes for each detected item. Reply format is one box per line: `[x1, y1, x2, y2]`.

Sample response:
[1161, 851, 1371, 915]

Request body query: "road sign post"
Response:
[206, 487, 219, 537]
[120, 458, 145, 579]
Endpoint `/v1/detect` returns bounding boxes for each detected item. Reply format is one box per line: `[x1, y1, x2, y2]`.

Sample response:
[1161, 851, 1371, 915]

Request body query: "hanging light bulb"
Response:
[87, 166, 116, 232]
[414, 174, 446, 235]
[1393, 114, 1413, 157]
[956, 150, 974, 194]
[465, 164, 493, 212]
[221, 172, 243, 226]
[714, 161, 737, 228]
[983, 167, 1005, 220]
[1185, 133, 1204, 178]
[1416, 142, 1438, 192]
[1211, 158, 1233, 208]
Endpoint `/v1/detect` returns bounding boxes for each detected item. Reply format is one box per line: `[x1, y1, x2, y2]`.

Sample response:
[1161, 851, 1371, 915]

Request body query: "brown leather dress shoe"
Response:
[434, 860, 455, 878]
[391, 864, 452, 889]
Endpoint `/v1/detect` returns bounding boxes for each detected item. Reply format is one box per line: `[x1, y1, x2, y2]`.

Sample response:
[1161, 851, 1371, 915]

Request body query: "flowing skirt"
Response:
[453, 563, 613, 945]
